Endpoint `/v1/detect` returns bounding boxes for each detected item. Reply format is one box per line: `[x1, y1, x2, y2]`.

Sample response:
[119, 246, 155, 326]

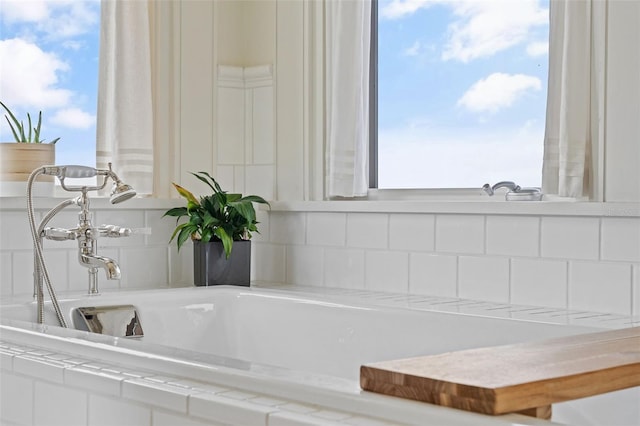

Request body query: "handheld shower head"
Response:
[40, 163, 136, 203]
[105, 163, 136, 204]
[110, 181, 136, 204]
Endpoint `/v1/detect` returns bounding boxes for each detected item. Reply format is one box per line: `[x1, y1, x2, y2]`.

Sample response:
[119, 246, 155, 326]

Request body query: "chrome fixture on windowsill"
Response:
[482, 181, 543, 201]
[27, 163, 136, 327]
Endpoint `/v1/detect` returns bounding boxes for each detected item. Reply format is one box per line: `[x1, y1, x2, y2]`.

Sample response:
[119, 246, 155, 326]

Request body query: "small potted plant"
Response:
[164, 171, 269, 286]
[0, 101, 60, 196]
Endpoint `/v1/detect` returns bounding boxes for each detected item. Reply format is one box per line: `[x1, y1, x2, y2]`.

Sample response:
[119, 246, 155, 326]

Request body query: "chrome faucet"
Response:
[482, 181, 542, 201]
[482, 181, 521, 196]
[27, 163, 136, 326]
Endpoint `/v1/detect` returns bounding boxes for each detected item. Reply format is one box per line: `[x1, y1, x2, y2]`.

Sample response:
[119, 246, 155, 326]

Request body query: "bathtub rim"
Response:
[0, 284, 594, 426]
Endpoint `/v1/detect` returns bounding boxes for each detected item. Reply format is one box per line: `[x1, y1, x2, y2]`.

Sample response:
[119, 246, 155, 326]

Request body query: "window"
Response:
[374, 0, 549, 189]
[0, 1, 100, 176]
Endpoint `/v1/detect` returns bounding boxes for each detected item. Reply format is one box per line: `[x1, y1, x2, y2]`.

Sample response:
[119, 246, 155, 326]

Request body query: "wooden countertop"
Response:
[360, 327, 640, 419]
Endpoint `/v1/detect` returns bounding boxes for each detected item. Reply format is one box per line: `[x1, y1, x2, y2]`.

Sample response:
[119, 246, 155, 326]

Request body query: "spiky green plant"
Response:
[163, 171, 269, 258]
[1, 101, 60, 144]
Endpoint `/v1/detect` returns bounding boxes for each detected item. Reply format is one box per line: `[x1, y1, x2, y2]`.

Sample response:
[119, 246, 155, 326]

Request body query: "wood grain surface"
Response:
[360, 327, 640, 418]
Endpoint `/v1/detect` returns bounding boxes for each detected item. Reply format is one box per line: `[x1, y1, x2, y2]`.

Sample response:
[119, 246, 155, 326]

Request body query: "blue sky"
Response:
[0, 0, 100, 167]
[378, 0, 549, 188]
[0, 0, 549, 190]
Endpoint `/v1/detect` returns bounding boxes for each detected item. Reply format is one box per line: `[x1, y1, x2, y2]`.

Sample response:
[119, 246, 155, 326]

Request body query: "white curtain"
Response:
[97, 0, 154, 195]
[542, 0, 606, 199]
[325, 0, 371, 198]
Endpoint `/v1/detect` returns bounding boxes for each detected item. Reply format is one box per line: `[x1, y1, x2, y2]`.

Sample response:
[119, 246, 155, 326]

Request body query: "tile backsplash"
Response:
[0, 201, 191, 298]
[2, 202, 639, 318]
[253, 210, 640, 317]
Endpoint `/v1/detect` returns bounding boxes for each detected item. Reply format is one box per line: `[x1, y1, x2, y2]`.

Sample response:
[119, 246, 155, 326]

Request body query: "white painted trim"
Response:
[264, 200, 640, 217]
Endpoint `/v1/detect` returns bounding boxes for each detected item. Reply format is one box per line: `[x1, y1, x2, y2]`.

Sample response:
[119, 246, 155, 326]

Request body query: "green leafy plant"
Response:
[1, 101, 60, 144]
[164, 171, 269, 258]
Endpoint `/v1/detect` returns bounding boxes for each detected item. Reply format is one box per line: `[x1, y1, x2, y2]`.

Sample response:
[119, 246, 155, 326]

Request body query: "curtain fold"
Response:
[542, 0, 606, 199]
[97, 0, 154, 196]
[325, 0, 371, 198]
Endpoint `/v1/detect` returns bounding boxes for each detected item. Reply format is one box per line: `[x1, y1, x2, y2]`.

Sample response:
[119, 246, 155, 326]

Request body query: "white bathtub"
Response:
[1, 286, 638, 426]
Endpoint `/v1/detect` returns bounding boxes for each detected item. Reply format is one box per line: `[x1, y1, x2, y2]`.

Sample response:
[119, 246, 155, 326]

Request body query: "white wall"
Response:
[0, 199, 191, 299]
[252, 209, 640, 316]
[1, 0, 638, 317]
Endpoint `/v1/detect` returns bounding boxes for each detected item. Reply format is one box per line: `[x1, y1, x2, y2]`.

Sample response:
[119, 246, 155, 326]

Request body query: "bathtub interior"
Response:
[1, 286, 604, 382]
[2, 286, 639, 426]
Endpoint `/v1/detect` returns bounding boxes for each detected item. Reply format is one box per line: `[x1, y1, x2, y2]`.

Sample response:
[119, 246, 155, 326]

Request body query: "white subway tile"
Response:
[569, 262, 633, 315]
[268, 411, 339, 426]
[154, 410, 223, 426]
[306, 213, 346, 247]
[34, 381, 87, 426]
[0, 372, 33, 426]
[14, 355, 66, 383]
[435, 215, 484, 254]
[65, 366, 126, 397]
[365, 251, 409, 293]
[511, 259, 567, 308]
[541, 217, 599, 260]
[88, 394, 150, 426]
[246, 165, 275, 201]
[0, 212, 38, 250]
[145, 208, 178, 246]
[170, 244, 193, 286]
[252, 209, 270, 243]
[486, 216, 539, 257]
[95, 209, 146, 248]
[324, 248, 365, 289]
[123, 378, 190, 413]
[270, 212, 306, 245]
[189, 392, 273, 426]
[601, 218, 640, 262]
[346, 213, 388, 249]
[120, 247, 168, 289]
[0, 350, 13, 371]
[389, 214, 435, 252]
[1, 252, 12, 296]
[16, 249, 68, 294]
[409, 253, 457, 297]
[286, 245, 323, 285]
[11, 251, 33, 296]
[252, 243, 285, 283]
[458, 256, 510, 303]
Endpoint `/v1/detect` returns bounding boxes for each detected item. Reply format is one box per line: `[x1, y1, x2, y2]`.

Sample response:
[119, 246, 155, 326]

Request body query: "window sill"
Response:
[266, 200, 640, 217]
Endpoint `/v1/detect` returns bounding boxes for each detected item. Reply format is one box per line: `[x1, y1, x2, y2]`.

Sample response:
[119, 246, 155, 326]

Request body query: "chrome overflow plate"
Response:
[73, 305, 144, 338]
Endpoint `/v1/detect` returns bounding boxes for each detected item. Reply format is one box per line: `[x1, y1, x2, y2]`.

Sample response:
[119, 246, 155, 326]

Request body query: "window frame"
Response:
[368, 0, 547, 197]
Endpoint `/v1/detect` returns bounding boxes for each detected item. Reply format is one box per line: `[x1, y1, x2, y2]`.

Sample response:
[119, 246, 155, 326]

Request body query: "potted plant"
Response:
[0, 101, 60, 196]
[164, 171, 269, 286]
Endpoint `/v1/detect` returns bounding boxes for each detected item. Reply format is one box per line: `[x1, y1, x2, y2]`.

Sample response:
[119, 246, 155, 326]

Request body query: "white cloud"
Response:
[442, 0, 548, 62]
[0, 38, 72, 109]
[526, 41, 549, 57]
[0, 0, 49, 23]
[1, 0, 99, 40]
[457, 72, 541, 114]
[51, 107, 95, 129]
[378, 121, 544, 188]
[403, 40, 421, 56]
[381, 0, 434, 20]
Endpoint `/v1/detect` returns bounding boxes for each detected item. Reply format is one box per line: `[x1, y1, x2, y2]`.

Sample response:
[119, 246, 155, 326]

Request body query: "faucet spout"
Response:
[482, 181, 520, 196]
[80, 254, 121, 279]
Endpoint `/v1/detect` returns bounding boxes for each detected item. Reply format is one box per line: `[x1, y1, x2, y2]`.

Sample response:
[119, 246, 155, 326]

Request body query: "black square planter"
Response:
[193, 240, 251, 286]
